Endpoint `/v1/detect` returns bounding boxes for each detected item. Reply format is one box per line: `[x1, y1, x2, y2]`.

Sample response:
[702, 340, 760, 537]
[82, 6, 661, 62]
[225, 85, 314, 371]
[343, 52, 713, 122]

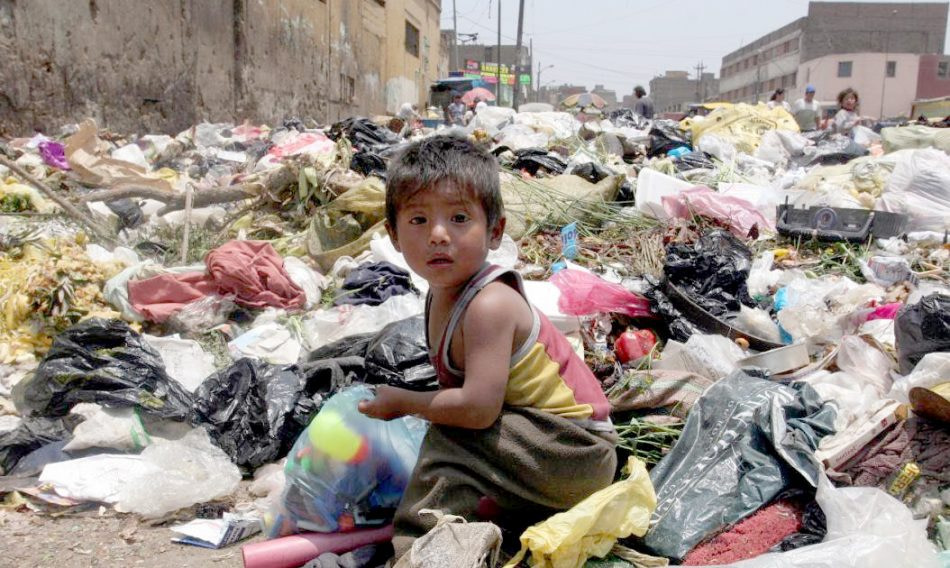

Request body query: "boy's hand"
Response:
[357, 386, 410, 420]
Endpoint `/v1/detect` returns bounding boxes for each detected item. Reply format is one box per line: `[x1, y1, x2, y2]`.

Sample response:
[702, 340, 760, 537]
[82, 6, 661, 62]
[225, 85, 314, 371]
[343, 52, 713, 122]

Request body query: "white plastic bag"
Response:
[301, 294, 424, 352]
[878, 148, 950, 232]
[144, 334, 217, 392]
[468, 106, 517, 137]
[888, 352, 950, 403]
[63, 405, 150, 452]
[835, 335, 893, 396]
[115, 428, 241, 518]
[283, 256, 328, 310]
[40, 428, 240, 518]
[707, 474, 939, 567]
[654, 334, 745, 380]
[228, 321, 302, 365]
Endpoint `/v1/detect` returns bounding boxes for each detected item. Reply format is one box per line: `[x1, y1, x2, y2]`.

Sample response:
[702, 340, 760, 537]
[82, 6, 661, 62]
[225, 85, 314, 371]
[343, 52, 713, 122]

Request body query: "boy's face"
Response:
[387, 181, 504, 293]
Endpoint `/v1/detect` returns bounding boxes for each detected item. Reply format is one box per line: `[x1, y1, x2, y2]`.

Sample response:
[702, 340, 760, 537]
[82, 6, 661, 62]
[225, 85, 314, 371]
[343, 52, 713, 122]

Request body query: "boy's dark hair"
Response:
[770, 88, 785, 101]
[386, 135, 503, 230]
[634, 86, 646, 97]
[837, 87, 859, 106]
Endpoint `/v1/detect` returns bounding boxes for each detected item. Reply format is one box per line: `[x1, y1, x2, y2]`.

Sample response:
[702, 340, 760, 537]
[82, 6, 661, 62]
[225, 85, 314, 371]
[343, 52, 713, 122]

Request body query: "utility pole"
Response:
[496, 0, 502, 104]
[452, 0, 460, 72]
[513, 0, 525, 109]
[695, 61, 705, 103]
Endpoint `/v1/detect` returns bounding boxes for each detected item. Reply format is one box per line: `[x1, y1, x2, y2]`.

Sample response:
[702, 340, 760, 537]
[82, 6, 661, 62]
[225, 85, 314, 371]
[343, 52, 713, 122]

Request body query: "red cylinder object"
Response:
[242, 525, 394, 568]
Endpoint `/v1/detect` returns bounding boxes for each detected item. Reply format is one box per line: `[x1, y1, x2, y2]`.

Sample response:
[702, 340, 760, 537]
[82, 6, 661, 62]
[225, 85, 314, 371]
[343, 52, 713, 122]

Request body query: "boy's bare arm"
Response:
[358, 285, 521, 429]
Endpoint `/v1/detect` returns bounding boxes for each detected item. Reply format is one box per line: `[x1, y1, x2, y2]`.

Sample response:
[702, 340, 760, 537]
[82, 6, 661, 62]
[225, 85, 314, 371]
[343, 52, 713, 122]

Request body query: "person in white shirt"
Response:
[791, 85, 821, 131]
[767, 88, 792, 112]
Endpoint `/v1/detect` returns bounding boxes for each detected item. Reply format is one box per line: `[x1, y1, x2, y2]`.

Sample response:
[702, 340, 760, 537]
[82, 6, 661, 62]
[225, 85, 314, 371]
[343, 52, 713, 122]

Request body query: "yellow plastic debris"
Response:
[504, 457, 656, 568]
[685, 103, 800, 154]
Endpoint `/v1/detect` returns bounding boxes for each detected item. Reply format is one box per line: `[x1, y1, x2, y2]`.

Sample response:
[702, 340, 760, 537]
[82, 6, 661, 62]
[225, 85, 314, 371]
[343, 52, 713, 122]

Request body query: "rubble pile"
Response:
[1, 105, 948, 567]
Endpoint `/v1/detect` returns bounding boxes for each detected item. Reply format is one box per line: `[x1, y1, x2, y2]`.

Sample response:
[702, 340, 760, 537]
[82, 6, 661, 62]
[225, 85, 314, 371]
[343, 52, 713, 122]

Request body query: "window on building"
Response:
[405, 21, 419, 57]
[937, 61, 949, 79]
[838, 61, 852, 78]
[886, 61, 897, 78]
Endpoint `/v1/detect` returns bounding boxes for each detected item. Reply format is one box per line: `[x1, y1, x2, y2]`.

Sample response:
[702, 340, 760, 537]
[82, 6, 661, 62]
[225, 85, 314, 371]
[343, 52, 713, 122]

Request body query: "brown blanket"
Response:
[392, 406, 617, 559]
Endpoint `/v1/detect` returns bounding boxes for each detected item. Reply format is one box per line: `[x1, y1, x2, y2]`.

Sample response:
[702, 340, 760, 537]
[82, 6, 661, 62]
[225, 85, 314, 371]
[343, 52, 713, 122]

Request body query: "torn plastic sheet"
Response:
[641, 370, 836, 561]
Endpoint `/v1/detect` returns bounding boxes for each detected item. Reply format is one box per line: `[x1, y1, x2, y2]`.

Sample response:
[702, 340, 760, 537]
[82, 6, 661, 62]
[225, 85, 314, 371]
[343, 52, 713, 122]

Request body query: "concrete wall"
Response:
[0, 0, 441, 135]
[803, 2, 947, 62]
[720, 30, 802, 104]
[916, 54, 950, 100]
[798, 52, 921, 118]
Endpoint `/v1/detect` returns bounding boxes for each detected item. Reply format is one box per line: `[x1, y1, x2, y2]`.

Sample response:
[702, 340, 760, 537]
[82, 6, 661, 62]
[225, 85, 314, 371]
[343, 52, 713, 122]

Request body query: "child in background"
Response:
[834, 87, 863, 135]
[358, 135, 617, 556]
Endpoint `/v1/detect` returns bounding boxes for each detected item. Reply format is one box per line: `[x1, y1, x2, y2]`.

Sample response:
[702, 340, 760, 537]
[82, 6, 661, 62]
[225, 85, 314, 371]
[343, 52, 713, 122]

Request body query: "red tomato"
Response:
[614, 329, 657, 364]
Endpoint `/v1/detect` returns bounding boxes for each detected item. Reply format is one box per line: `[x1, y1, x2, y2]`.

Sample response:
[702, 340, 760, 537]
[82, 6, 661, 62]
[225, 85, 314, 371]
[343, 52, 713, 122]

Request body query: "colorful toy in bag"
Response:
[264, 385, 428, 537]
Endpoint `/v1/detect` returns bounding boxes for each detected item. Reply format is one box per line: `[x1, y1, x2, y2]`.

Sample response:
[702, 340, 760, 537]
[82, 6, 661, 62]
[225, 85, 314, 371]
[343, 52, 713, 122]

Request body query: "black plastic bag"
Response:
[334, 262, 416, 307]
[648, 120, 690, 157]
[13, 319, 194, 420]
[895, 293, 950, 374]
[511, 148, 567, 176]
[351, 150, 387, 179]
[305, 317, 437, 392]
[673, 151, 716, 172]
[640, 370, 836, 561]
[105, 199, 145, 231]
[327, 117, 401, 151]
[664, 230, 755, 317]
[641, 275, 700, 342]
[365, 316, 437, 391]
[571, 162, 612, 184]
[771, 500, 828, 552]
[193, 357, 365, 469]
[608, 108, 650, 130]
[0, 417, 70, 475]
[806, 137, 868, 165]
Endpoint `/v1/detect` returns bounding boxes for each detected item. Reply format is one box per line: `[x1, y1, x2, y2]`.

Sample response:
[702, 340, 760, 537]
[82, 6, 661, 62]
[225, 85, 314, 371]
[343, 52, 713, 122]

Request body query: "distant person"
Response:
[792, 85, 821, 131]
[633, 86, 654, 119]
[768, 88, 791, 112]
[397, 102, 420, 122]
[447, 94, 466, 126]
[833, 87, 864, 135]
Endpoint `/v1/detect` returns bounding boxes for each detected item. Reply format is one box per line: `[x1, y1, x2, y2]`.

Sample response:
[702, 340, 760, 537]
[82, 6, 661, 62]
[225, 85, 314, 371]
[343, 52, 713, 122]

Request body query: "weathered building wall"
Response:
[0, 0, 441, 135]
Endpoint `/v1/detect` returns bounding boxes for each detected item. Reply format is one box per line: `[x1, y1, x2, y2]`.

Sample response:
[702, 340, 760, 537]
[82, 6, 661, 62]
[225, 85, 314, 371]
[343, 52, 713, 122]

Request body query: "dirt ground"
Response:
[2, 482, 266, 568]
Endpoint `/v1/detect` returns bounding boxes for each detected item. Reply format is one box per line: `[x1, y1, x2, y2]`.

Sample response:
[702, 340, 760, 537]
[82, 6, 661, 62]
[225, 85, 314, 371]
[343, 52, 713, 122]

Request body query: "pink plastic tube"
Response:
[242, 525, 394, 568]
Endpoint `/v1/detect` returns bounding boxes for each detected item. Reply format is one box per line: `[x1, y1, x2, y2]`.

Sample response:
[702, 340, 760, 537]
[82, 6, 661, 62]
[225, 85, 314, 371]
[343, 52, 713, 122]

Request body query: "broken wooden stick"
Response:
[0, 154, 115, 244]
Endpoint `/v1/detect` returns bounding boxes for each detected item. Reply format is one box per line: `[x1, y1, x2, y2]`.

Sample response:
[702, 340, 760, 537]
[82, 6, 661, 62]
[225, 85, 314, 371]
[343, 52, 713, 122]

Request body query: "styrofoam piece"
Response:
[635, 168, 694, 220]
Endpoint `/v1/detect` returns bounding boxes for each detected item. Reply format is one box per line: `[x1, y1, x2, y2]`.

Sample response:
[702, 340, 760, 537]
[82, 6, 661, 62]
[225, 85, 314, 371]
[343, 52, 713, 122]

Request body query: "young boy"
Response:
[358, 135, 617, 556]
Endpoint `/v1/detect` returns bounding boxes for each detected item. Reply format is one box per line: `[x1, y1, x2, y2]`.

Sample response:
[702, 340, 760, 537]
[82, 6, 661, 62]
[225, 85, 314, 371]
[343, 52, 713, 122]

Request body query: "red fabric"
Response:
[205, 241, 305, 310]
[128, 272, 217, 322]
[682, 500, 803, 566]
[128, 241, 305, 322]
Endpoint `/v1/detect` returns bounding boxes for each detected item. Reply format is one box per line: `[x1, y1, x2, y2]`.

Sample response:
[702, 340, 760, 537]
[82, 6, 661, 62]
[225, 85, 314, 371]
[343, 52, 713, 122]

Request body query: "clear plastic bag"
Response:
[265, 385, 427, 537]
[115, 428, 242, 518]
[550, 269, 652, 318]
[702, 474, 939, 567]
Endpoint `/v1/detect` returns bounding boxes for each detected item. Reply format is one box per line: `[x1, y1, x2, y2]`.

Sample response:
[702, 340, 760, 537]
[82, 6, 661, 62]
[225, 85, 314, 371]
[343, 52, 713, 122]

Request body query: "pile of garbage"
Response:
[1, 102, 948, 568]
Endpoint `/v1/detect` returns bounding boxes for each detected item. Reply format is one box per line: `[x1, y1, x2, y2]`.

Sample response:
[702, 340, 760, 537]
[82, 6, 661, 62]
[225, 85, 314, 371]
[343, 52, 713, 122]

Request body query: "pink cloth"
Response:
[662, 186, 775, 238]
[129, 241, 305, 322]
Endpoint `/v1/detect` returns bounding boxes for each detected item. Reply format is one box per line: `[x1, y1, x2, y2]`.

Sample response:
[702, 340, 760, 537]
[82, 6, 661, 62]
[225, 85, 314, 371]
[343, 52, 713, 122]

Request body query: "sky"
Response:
[439, 0, 950, 98]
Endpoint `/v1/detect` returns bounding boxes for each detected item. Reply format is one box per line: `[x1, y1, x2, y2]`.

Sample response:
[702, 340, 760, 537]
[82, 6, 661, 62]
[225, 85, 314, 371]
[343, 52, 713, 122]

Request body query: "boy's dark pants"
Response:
[392, 406, 617, 559]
